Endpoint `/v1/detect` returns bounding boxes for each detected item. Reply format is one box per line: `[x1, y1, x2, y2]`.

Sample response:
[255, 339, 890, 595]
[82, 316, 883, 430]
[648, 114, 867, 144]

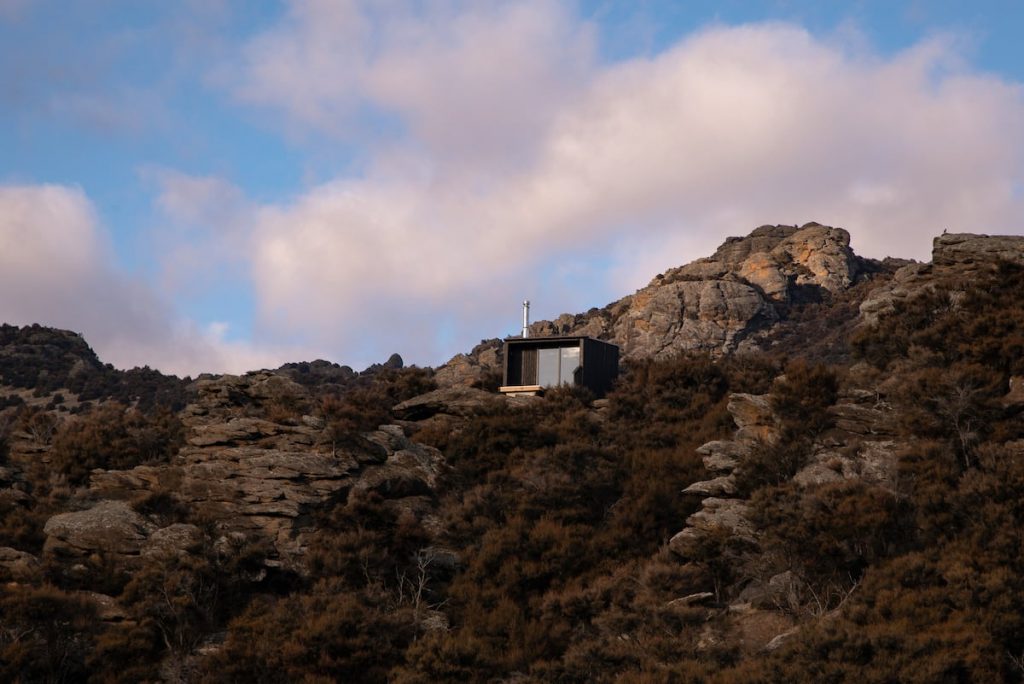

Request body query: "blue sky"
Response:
[2, 0, 1024, 375]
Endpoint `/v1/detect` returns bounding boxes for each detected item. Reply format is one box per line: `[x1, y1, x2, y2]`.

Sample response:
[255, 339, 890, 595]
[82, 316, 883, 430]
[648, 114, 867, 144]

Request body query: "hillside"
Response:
[1, 225, 1024, 682]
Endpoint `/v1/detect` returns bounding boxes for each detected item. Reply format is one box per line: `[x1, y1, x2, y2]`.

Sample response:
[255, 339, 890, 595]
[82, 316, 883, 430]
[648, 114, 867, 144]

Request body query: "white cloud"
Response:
[226, 0, 595, 169]
[0, 184, 310, 376]
[219, 16, 1024, 367]
[227, 0, 371, 136]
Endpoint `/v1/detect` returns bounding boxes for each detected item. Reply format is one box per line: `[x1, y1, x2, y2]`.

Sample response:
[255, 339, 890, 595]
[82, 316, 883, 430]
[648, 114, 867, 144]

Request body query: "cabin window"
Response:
[538, 348, 560, 386]
[531, 345, 582, 388]
[560, 346, 580, 385]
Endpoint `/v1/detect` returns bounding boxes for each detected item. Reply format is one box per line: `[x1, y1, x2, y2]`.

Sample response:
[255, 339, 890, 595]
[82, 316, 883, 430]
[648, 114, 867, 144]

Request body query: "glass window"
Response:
[560, 346, 580, 385]
[538, 348, 560, 387]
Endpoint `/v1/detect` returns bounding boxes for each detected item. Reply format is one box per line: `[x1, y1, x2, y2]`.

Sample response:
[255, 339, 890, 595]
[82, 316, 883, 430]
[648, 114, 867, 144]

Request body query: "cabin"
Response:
[500, 336, 619, 398]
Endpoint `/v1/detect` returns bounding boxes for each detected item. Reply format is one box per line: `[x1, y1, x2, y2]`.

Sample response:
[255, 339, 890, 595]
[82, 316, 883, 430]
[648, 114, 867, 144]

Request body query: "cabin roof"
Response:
[504, 335, 618, 347]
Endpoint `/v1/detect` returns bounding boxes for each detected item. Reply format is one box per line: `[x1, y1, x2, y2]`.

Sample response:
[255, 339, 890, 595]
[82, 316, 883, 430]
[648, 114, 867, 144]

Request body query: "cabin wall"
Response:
[504, 346, 538, 386]
[581, 338, 619, 397]
[503, 338, 619, 397]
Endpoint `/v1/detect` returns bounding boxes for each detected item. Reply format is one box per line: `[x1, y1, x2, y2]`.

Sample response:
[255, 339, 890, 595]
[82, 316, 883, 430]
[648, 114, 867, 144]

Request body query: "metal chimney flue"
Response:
[522, 300, 530, 338]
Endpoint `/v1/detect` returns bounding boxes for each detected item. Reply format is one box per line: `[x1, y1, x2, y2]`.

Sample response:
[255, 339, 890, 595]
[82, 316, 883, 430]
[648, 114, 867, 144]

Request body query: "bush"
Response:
[770, 360, 838, 438]
[749, 481, 908, 611]
[0, 585, 99, 682]
[48, 403, 183, 484]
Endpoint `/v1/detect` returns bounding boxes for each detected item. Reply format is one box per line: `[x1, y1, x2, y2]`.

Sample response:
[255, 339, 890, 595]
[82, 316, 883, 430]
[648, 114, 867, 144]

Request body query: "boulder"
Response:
[727, 394, 778, 442]
[792, 461, 846, 487]
[0, 547, 40, 581]
[1004, 376, 1024, 408]
[43, 500, 156, 557]
[829, 401, 893, 436]
[858, 262, 931, 324]
[684, 498, 754, 538]
[433, 353, 484, 388]
[354, 431, 445, 499]
[434, 340, 502, 389]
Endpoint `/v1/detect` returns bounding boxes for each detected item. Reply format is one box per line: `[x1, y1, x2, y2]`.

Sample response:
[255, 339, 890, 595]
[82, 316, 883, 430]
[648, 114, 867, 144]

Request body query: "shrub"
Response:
[48, 403, 183, 484]
[749, 480, 908, 612]
[770, 360, 838, 438]
[0, 585, 99, 683]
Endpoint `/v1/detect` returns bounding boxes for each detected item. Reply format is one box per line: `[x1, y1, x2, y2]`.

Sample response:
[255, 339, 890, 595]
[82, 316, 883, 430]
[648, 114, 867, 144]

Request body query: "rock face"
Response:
[609, 278, 777, 359]
[932, 233, 1024, 267]
[438, 223, 867, 377]
[433, 341, 501, 389]
[670, 223, 859, 299]
[671, 383, 901, 567]
[79, 371, 446, 571]
[668, 379, 905, 658]
[562, 223, 862, 361]
[861, 232, 1024, 324]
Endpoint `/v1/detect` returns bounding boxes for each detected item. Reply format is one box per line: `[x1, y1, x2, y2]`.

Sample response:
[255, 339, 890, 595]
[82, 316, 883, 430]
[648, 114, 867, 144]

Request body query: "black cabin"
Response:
[501, 336, 619, 398]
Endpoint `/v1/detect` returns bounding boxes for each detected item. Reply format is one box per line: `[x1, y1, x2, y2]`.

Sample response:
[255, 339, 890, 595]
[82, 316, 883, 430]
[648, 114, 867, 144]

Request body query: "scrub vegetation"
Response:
[1, 263, 1024, 682]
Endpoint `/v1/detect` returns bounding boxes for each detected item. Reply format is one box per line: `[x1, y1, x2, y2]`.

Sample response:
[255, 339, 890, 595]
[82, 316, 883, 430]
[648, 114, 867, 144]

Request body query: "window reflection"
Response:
[538, 348, 560, 386]
[533, 345, 582, 388]
[560, 347, 580, 385]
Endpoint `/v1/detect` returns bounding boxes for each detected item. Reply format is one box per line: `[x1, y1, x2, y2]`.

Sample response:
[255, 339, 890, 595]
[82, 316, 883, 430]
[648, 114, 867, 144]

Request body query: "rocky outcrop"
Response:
[858, 262, 930, 324]
[442, 223, 867, 371]
[672, 385, 901, 562]
[0, 324, 103, 387]
[682, 476, 737, 497]
[670, 223, 859, 297]
[727, 394, 778, 443]
[669, 497, 754, 556]
[81, 371, 446, 571]
[861, 232, 1024, 324]
[609, 278, 778, 359]
[932, 233, 1024, 267]
[433, 340, 501, 389]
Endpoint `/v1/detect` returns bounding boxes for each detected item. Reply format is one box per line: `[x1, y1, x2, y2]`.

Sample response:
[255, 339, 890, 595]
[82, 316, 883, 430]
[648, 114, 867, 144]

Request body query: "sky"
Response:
[2, 0, 1024, 377]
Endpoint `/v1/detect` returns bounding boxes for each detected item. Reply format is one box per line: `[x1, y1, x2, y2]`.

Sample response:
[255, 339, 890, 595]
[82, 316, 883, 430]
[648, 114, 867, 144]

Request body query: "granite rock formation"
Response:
[436, 223, 871, 385]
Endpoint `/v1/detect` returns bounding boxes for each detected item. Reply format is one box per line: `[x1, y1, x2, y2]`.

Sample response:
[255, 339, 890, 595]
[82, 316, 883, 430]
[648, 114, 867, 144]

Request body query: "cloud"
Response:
[0, 184, 310, 376]
[13, 10, 1021, 374]
[216, 14, 1024, 367]
[225, 0, 595, 167]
